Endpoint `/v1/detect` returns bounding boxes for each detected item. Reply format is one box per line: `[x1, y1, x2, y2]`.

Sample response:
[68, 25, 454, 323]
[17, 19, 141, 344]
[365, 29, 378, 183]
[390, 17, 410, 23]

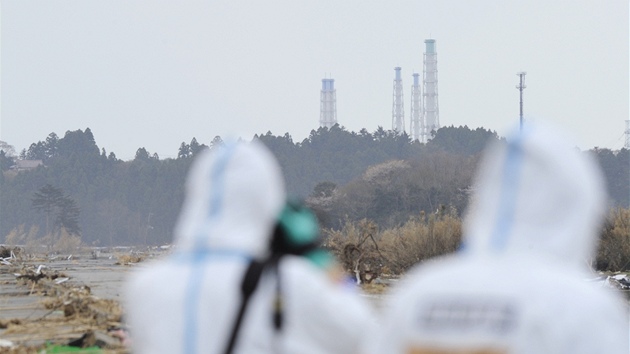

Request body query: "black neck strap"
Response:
[223, 257, 284, 354]
[223, 259, 266, 354]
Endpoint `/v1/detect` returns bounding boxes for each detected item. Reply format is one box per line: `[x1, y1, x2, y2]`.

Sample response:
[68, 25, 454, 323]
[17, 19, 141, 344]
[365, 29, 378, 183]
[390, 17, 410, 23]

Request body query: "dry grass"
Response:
[4, 224, 39, 247]
[379, 209, 461, 274]
[596, 208, 630, 271]
[324, 208, 462, 277]
[115, 254, 144, 265]
[360, 283, 389, 294]
[327, 208, 630, 274]
[53, 229, 82, 253]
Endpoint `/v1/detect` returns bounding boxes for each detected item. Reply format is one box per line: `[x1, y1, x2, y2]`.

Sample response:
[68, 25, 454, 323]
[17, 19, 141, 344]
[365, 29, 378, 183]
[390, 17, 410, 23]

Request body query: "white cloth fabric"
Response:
[367, 123, 628, 354]
[125, 140, 374, 354]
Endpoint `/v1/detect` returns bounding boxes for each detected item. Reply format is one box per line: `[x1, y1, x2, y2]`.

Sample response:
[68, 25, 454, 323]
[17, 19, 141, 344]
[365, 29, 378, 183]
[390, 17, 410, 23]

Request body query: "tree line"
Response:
[0, 125, 627, 247]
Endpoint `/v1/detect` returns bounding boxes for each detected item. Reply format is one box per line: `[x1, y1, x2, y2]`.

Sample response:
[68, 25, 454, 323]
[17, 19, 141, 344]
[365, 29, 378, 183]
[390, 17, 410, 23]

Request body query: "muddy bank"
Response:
[3, 245, 626, 352]
[0, 246, 157, 353]
[0, 245, 392, 352]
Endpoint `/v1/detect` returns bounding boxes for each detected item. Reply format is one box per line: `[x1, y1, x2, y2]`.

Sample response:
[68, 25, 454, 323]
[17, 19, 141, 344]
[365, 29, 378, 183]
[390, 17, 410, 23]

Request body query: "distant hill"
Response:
[1, 125, 626, 246]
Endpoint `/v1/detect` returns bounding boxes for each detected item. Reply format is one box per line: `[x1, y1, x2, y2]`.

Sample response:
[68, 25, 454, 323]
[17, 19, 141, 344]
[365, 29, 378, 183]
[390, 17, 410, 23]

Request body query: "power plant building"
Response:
[318, 39, 440, 139]
[320, 78, 337, 128]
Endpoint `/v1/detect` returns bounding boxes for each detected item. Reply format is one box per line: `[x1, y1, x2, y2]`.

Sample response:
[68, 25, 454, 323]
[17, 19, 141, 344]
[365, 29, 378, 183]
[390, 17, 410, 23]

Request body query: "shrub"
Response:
[5, 224, 39, 246]
[324, 219, 383, 283]
[595, 208, 630, 271]
[326, 207, 630, 276]
[379, 207, 461, 274]
[323, 207, 462, 278]
[53, 228, 82, 253]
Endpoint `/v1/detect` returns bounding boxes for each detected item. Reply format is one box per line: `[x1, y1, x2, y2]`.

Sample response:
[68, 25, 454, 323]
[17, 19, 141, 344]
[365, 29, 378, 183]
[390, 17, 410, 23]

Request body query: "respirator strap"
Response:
[223, 259, 265, 354]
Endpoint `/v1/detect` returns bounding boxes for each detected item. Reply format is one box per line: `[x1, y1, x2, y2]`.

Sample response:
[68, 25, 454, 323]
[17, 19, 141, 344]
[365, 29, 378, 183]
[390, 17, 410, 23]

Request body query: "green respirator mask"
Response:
[269, 199, 331, 268]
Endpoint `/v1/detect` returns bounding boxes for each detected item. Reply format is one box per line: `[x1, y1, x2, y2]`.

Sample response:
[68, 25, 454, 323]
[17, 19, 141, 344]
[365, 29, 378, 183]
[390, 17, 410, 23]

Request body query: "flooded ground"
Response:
[0, 246, 391, 352]
[0, 247, 161, 353]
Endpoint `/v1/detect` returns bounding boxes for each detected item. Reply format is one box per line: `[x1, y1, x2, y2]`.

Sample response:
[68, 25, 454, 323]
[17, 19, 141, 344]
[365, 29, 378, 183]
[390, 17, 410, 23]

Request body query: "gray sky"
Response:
[1, 1, 628, 160]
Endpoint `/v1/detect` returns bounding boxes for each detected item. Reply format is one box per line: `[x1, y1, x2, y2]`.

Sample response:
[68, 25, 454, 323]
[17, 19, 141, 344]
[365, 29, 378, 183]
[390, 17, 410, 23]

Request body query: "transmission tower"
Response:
[410, 73, 423, 142]
[423, 39, 439, 139]
[625, 119, 630, 149]
[516, 72, 527, 131]
[392, 67, 405, 133]
[320, 78, 337, 128]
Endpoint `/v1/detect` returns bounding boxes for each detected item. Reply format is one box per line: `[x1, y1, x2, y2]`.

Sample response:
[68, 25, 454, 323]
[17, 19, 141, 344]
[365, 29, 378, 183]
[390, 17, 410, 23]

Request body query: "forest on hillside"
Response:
[0, 125, 628, 248]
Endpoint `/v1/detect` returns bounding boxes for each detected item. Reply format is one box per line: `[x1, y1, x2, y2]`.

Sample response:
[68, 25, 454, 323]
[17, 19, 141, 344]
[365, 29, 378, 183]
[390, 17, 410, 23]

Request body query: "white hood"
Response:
[173, 139, 286, 258]
[126, 139, 376, 354]
[365, 123, 626, 354]
[463, 122, 607, 268]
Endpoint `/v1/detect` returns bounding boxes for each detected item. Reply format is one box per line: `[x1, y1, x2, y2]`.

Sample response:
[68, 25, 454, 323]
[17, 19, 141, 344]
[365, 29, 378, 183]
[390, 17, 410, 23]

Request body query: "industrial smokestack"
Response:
[320, 78, 337, 128]
[392, 67, 405, 133]
[410, 73, 423, 142]
[423, 39, 439, 140]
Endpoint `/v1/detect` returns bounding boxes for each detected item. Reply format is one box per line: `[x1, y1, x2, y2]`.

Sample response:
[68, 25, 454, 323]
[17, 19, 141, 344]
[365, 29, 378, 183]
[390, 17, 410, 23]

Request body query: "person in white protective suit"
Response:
[125, 139, 375, 354]
[366, 123, 628, 354]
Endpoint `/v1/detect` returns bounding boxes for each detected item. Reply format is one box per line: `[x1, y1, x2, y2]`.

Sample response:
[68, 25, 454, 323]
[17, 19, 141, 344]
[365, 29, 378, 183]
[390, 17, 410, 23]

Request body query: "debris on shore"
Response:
[114, 254, 144, 266]
[0, 246, 131, 353]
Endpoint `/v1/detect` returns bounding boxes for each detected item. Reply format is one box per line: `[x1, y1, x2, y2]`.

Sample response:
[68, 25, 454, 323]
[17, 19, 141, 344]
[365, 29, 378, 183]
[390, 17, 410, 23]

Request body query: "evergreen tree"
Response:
[189, 137, 208, 156]
[135, 148, 151, 161]
[56, 196, 81, 236]
[25, 141, 48, 161]
[32, 184, 64, 236]
[427, 125, 500, 155]
[31, 184, 81, 237]
[178, 142, 191, 159]
[210, 136, 224, 150]
[45, 132, 59, 159]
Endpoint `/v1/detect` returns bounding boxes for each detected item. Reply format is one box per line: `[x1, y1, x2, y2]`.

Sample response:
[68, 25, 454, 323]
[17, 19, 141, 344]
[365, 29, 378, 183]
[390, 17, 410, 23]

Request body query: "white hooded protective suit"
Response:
[367, 123, 628, 354]
[125, 140, 374, 354]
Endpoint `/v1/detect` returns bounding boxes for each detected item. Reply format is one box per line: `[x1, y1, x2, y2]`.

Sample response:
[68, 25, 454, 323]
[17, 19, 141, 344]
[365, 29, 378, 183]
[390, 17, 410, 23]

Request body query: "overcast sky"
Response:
[1, 1, 628, 160]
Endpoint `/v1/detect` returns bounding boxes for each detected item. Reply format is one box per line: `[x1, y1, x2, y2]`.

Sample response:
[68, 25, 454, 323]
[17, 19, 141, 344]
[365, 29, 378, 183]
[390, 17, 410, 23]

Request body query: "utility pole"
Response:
[625, 119, 630, 149]
[516, 72, 527, 131]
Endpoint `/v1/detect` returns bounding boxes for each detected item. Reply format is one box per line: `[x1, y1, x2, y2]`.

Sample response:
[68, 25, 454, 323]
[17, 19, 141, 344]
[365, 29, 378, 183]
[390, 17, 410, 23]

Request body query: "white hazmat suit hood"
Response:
[125, 140, 375, 354]
[367, 122, 627, 354]
[463, 122, 606, 267]
[173, 139, 285, 258]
